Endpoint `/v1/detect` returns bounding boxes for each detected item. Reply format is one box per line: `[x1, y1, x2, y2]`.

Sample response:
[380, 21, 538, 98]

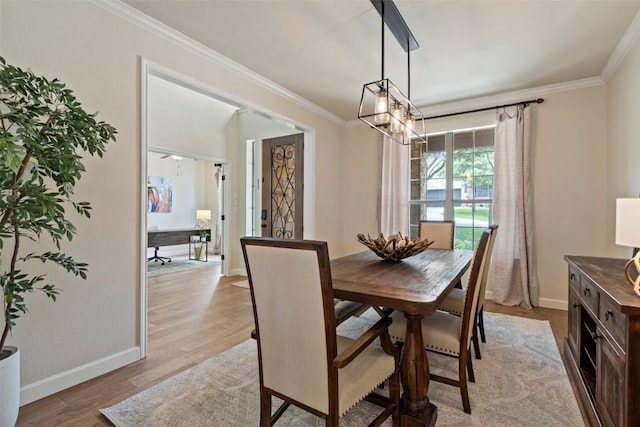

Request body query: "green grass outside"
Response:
[454, 206, 489, 222]
[454, 226, 485, 250]
[453, 207, 491, 248]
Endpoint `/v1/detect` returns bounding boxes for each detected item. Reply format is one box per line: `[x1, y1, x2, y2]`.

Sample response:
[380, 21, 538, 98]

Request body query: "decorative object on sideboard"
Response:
[615, 198, 640, 297]
[357, 232, 433, 261]
[357, 0, 425, 145]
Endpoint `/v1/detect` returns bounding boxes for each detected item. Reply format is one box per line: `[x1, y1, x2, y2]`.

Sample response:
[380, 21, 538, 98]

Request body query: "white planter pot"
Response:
[0, 346, 19, 427]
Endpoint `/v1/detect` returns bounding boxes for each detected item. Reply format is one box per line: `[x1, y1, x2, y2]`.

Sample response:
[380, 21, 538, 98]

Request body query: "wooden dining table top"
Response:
[331, 249, 473, 315]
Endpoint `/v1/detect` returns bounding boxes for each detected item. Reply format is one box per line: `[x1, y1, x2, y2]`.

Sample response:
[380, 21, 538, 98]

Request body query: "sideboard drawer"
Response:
[569, 266, 581, 292]
[581, 277, 599, 316]
[600, 297, 627, 350]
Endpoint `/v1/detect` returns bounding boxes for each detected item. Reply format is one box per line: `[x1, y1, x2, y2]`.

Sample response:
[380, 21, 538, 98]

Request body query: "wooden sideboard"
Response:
[564, 256, 640, 427]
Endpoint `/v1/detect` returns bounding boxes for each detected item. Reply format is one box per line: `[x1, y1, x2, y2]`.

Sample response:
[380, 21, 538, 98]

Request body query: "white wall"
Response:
[341, 86, 610, 310]
[147, 74, 233, 158]
[0, 0, 343, 405]
[607, 34, 640, 257]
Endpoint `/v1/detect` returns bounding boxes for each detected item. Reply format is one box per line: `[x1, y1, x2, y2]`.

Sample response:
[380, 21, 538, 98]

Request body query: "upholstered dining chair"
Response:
[419, 220, 455, 250]
[388, 228, 492, 414]
[438, 224, 498, 359]
[241, 237, 400, 427]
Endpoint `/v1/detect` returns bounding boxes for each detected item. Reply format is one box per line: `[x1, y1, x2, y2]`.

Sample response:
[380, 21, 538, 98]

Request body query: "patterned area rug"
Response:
[100, 311, 584, 426]
[229, 279, 249, 288]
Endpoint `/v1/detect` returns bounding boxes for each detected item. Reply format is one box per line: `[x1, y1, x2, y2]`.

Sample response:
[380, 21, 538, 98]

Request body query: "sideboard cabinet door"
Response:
[568, 287, 581, 357]
[596, 329, 625, 427]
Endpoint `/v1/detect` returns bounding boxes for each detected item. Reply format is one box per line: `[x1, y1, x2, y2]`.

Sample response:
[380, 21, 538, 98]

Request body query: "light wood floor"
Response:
[16, 261, 568, 427]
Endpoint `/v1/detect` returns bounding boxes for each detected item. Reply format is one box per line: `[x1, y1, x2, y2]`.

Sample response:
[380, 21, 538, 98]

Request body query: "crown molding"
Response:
[89, 0, 346, 126]
[601, 10, 640, 81]
[345, 76, 605, 127]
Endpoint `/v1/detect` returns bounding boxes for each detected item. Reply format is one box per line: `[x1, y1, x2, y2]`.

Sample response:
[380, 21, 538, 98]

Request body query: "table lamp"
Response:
[616, 198, 640, 297]
[196, 209, 211, 229]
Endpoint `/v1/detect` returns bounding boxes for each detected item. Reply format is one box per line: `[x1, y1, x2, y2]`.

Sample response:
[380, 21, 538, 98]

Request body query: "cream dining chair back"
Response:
[438, 224, 498, 359]
[419, 220, 455, 249]
[240, 237, 400, 426]
[388, 228, 492, 414]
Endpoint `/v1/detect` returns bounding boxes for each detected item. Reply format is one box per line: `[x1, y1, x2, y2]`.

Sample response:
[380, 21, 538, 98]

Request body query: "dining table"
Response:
[331, 248, 473, 427]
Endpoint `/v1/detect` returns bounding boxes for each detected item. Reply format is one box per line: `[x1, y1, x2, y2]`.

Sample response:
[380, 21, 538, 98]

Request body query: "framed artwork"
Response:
[147, 176, 173, 213]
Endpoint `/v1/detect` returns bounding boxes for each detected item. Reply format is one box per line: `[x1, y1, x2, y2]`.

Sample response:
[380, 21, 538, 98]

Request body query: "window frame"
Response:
[409, 125, 495, 250]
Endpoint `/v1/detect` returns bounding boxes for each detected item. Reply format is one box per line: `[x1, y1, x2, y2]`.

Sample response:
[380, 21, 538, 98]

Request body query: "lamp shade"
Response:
[196, 210, 211, 221]
[616, 198, 640, 247]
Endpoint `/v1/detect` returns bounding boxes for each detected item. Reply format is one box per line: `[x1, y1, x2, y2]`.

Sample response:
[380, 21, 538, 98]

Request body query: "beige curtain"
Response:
[490, 105, 539, 307]
[378, 135, 409, 236]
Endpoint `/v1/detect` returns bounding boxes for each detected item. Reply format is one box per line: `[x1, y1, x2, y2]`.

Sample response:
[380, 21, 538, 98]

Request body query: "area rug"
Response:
[147, 259, 216, 277]
[100, 310, 584, 426]
[229, 279, 249, 289]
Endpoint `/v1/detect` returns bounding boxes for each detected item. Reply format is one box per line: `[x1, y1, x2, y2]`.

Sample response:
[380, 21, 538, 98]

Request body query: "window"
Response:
[409, 126, 495, 250]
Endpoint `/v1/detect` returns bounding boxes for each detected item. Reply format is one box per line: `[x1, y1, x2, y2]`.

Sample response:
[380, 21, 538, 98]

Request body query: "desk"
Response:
[147, 228, 211, 265]
[331, 249, 472, 427]
[147, 228, 210, 247]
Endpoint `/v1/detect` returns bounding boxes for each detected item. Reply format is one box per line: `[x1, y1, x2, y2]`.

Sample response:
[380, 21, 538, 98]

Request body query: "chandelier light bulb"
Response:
[390, 102, 404, 133]
[404, 113, 415, 140]
[374, 89, 389, 124]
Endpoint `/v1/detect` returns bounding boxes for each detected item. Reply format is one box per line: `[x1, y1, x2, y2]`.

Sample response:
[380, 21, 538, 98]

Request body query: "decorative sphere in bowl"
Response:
[357, 232, 434, 261]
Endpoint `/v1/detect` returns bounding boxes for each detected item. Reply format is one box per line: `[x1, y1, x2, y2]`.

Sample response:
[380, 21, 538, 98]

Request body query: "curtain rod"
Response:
[424, 98, 544, 120]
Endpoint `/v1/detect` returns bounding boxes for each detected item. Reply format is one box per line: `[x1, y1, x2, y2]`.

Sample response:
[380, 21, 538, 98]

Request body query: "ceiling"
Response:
[124, 0, 640, 123]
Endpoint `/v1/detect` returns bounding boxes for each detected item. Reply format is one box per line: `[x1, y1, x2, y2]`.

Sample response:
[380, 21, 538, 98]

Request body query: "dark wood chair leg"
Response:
[478, 307, 486, 343]
[260, 390, 272, 427]
[472, 326, 481, 360]
[327, 412, 339, 427]
[466, 351, 475, 383]
[460, 355, 472, 414]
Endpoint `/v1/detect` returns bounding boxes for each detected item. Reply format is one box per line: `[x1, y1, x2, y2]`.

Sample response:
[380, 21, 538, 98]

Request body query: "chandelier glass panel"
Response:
[358, 0, 426, 145]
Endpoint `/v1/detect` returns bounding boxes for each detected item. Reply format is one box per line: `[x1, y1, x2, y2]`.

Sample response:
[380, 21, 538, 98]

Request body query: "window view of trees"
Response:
[409, 127, 494, 249]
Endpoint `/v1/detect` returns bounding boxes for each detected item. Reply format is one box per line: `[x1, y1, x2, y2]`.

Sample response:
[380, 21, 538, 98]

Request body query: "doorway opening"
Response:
[140, 59, 316, 357]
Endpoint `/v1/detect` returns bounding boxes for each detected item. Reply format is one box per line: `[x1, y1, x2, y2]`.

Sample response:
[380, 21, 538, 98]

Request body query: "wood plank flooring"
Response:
[16, 261, 568, 427]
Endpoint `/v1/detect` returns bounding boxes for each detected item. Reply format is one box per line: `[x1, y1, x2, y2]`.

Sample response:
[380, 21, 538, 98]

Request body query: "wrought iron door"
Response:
[261, 134, 303, 239]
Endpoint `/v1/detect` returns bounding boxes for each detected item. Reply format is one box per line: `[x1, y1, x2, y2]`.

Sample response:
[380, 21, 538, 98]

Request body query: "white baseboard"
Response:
[20, 346, 141, 406]
[537, 297, 568, 311]
[484, 291, 568, 311]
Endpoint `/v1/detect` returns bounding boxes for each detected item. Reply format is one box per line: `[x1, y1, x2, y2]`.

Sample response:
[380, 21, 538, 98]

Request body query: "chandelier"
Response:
[358, 0, 426, 145]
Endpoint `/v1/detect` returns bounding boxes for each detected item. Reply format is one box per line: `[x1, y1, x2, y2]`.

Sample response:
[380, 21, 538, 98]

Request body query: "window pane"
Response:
[409, 202, 445, 238]
[453, 202, 492, 249]
[410, 126, 494, 247]
[425, 204, 445, 221]
[426, 177, 446, 201]
[474, 176, 493, 199]
[410, 158, 421, 179]
[409, 202, 421, 238]
[411, 140, 427, 158]
[410, 179, 427, 200]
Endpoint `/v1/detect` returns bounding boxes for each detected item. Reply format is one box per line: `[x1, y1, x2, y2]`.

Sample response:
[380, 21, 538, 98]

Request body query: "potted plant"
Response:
[0, 57, 116, 426]
[199, 229, 209, 242]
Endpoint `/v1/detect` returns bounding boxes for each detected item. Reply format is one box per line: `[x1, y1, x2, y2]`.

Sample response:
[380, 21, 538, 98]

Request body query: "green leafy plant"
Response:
[199, 229, 209, 240]
[0, 57, 116, 354]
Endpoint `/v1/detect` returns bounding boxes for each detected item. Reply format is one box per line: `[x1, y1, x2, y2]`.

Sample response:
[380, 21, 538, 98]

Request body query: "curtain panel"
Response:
[378, 135, 409, 236]
[490, 105, 539, 307]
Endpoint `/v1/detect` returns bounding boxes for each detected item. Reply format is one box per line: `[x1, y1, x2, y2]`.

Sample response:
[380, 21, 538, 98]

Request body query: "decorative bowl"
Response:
[357, 232, 434, 262]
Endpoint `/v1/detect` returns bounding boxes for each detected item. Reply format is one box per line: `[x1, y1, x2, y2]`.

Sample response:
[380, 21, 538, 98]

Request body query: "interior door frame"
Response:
[139, 58, 315, 357]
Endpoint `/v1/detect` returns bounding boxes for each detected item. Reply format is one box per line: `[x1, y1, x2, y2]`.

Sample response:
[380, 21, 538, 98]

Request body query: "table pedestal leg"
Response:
[400, 313, 437, 427]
